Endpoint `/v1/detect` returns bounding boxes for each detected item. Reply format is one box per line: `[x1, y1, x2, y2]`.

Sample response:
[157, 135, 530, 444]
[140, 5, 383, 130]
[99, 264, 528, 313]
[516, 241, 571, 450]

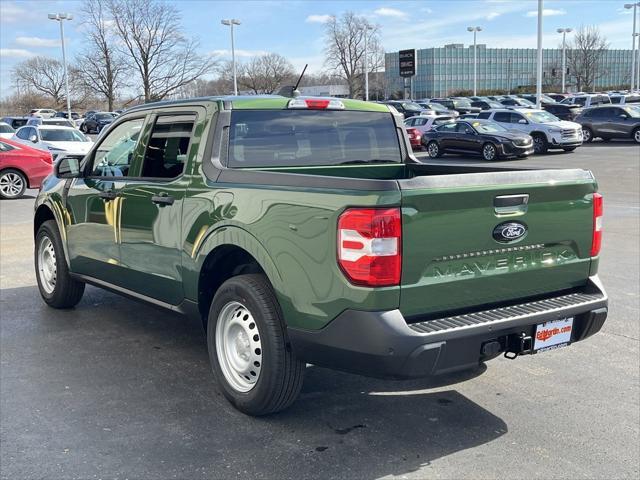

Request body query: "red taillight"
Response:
[337, 207, 402, 287]
[590, 192, 603, 257]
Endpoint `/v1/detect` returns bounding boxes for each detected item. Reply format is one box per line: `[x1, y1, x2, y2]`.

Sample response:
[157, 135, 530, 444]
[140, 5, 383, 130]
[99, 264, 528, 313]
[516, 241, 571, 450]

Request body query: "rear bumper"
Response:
[288, 276, 607, 379]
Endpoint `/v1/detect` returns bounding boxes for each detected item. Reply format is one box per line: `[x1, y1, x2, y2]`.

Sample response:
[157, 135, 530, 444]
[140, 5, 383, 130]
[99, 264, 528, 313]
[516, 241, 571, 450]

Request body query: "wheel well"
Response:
[0, 167, 29, 188]
[530, 131, 546, 139]
[34, 205, 55, 237]
[198, 245, 265, 326]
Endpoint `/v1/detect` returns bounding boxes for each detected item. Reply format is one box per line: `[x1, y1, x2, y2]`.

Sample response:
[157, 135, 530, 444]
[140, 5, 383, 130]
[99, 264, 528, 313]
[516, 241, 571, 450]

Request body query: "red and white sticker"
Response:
[534, 318, 574, 352]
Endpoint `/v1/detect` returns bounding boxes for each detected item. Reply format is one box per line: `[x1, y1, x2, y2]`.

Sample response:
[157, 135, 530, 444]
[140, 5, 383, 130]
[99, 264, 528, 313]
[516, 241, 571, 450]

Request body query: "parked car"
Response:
[575, 105, 640, 143]
[382, 101, 429, 119]
[29, 108, 57, 118]
[33, 95, 607, 415]
[0, 122, 16, 139]
[518, 94, 557, 105]
[477, 108, 582, 153]
[415, 102, 458, 117]
[406, 127, 423, 150]
[1, 116, 29, 130]
[421, 119, 534, 161]
[609, 94, 640, 105]
[13, 125, 93, 160]
[80, 112, 118, 133]
[500, 97, 535, 108]
[561, 94, 611, 108]
[547, 93, 569, 102]
[471, 99, 504, 110]
[430, 98, 481, 114]
[27, 117, 76, 128]
[0, 137, 53, 199]
[404, 115, 455, 135]
[542, 103, 583, 122]
[54, 111, 81, 120]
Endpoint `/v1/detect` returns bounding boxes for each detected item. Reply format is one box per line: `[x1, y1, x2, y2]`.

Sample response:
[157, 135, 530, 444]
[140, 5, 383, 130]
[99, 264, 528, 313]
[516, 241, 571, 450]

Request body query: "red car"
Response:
[0, 137, 53, 199]
[406, 127, 423, 151]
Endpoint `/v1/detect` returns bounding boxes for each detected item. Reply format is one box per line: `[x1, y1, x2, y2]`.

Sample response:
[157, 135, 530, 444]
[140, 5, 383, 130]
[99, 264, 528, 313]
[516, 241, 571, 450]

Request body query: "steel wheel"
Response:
[482, 143, 496, 161]
[37, 235, 57, 294]
[633, 129, 640, 144]
[215, 301, 263, 393]
[0, 171, 26, 199]
[427, 141, 440, 158]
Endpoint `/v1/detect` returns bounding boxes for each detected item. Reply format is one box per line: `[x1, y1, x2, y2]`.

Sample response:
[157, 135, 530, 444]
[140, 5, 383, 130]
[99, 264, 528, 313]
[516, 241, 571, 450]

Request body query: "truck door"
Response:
[117, 111, 199, 305]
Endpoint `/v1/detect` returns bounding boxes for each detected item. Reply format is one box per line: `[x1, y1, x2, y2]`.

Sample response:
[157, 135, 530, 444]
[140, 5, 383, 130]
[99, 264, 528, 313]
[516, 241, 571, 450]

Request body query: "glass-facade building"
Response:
[385, 44, 634, 98]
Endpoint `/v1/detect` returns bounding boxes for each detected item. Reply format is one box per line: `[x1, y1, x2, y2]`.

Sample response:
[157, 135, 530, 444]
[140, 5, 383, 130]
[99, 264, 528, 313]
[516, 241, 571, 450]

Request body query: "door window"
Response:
[493, 112, 511, 123]
[16, 128, 30, 140]
[89, 118, 145, 177]
[510, 113, 525, 124]
[139, 114, 195, 179]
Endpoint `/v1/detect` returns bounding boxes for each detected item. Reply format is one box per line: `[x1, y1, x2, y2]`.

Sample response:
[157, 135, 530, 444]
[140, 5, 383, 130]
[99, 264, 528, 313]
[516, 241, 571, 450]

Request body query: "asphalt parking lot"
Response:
[1, 142, 638, 479]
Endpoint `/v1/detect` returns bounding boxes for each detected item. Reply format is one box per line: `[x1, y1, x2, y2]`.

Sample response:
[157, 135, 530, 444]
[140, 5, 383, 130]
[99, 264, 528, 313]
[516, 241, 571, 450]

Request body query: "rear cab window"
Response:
[228, 109, 402, 168]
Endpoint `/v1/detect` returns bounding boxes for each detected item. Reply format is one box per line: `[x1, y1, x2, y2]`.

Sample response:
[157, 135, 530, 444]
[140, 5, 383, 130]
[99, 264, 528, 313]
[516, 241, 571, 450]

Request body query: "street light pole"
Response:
[625, 3, 640, 92]
[364, 26, 373, 101]
[535, 0, 543, 108]
[557, 28, 572, 93]
[221, 19, 241, 95]
[48, 13, 73, 119]
[467, 26, 482, 96]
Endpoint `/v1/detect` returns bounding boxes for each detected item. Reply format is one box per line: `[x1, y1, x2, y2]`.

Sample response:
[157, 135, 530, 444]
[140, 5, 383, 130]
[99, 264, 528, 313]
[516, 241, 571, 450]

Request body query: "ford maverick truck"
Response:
[34, 96, 608, 415]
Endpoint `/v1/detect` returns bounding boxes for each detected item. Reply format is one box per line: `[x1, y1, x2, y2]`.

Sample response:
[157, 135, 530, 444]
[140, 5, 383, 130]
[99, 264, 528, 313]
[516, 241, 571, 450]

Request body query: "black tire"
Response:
[426, 140, 442, 158]
[532, 133, 548, 154]
[35, 220, 85, 308]
[633, 127, 640, 144]
[0, 169, 27, 200]
[81, 123, 88, 134]
[562, 147, 577, 152]
[207, 274, 305, 415]
[582, 127, 593, 143]
[481, 142, 498, 161]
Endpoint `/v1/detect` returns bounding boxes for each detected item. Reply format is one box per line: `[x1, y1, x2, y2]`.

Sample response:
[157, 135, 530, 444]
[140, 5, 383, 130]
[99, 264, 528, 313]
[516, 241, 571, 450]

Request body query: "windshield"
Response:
[453, 99, 472, 108]
[401, 103, 423, 112]
[487, 101, 503, 108]
[472, 121, 509, 133]
[0, 124, 14, 133]
[624, 106, 640, 117]
[40, 129, 89, 142]
[427, 103, 448, 112]
[434, 117, 455, 126]
[523, 110, 560, 123]
[229, 110, 401, 168]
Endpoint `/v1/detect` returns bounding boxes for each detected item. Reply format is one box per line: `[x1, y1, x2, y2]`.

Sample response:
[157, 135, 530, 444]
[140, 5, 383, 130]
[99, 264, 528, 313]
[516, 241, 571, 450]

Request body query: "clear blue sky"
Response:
[1, 0, 637, 97]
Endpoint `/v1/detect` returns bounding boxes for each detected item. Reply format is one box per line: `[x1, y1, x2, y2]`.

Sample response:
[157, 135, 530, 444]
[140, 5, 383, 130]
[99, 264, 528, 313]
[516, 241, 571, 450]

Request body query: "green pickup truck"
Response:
[34, 95, 608, 415]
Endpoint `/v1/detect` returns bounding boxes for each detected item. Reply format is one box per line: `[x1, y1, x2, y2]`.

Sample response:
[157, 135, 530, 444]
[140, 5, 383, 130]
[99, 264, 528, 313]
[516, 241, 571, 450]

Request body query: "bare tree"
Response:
[76, 1, 128, 111]
[323, 12, 384, 98]
[566, 25, 609, 92]
[107, 0, 217, 101]
[238, 53, 296, 94]
[13, 57, 67, 105]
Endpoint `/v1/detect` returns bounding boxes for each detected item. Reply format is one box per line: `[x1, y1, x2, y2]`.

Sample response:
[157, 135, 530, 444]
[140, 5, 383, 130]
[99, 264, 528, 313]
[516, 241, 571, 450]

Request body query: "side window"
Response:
[477, 112, 491, 119]
[611, 97, 621, 104]
[90, 118, 145, 177]
[493, 112, 511, 123]
[405, 119, 415, 126]
[139, 114, 195, 179]
[510, 113, 525, 123]
[438, 123, 457, 132]
[415, 118, 427, 126]
[16, 128, 29, 140]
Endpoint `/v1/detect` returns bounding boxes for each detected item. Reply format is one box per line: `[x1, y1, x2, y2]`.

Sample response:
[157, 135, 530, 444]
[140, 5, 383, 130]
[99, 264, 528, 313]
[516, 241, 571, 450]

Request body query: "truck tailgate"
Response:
[398, 169, 597, 318]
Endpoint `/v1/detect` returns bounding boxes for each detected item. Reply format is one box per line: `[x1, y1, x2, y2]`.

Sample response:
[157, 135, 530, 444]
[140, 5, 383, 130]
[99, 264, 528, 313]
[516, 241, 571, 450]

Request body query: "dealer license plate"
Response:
[534, 317, 574, 352]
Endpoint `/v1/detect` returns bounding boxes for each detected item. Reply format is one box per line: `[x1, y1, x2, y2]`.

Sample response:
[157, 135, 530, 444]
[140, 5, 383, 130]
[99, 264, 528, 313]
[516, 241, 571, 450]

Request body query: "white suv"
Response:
[477, 109, 582, 153]
[561, 94, 611, 108]
[29, 108, 57, 119]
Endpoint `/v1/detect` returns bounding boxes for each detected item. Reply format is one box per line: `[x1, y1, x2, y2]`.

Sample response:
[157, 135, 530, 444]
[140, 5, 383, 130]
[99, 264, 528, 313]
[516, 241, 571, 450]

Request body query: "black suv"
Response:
[382, 101, 427, 119]
[430, 98, 480, 115]
[575, 105, 640, 143]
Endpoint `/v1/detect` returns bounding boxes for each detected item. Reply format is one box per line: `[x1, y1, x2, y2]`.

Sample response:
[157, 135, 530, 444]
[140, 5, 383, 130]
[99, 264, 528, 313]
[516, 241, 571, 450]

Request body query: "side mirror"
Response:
[518, 118, 528, 124]
[55, 156, 82, 178]
[29, 135, 38, 143]
[619, 113, 629, 119]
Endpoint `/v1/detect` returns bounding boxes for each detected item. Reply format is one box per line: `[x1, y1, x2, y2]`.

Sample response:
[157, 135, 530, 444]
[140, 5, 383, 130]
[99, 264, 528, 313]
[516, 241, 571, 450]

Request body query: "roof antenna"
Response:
[276, 64, 307, 98]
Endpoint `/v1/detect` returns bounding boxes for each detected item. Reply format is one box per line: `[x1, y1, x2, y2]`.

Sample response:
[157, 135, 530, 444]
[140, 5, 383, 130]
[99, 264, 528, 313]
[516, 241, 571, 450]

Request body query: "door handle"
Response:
[494, 194, 529, 215]
[151, 194, 175, 206]
[99, 190, 118, 201]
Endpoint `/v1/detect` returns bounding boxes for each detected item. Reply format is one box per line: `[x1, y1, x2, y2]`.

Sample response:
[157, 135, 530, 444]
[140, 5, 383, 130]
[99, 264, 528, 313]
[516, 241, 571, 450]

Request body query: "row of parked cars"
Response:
[389, 92, 640, 161]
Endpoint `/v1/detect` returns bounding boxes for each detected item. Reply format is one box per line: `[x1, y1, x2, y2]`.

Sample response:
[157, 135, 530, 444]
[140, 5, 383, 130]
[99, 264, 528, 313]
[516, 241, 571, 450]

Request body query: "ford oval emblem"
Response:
[493, 221, 528, 243]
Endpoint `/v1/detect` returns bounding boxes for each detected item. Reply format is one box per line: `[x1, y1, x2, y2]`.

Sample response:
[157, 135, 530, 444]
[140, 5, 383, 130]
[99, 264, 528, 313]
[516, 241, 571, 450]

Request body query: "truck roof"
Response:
[124, 95, 390, 114]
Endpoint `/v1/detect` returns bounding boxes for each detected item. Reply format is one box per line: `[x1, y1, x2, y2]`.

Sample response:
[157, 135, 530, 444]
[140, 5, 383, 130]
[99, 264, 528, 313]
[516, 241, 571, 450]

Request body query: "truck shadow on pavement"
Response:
[1, 285, 508, 480]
